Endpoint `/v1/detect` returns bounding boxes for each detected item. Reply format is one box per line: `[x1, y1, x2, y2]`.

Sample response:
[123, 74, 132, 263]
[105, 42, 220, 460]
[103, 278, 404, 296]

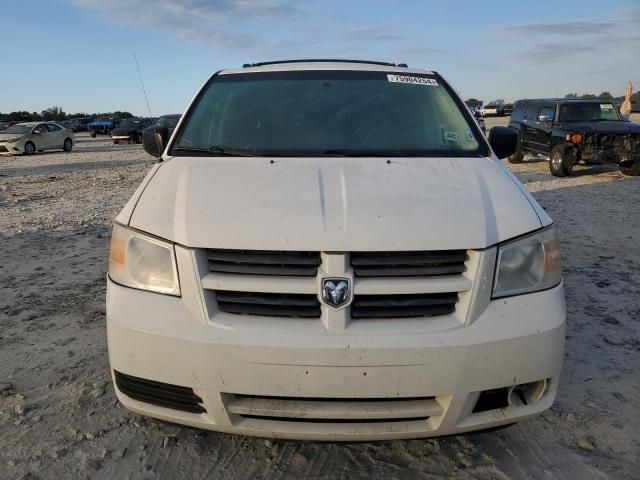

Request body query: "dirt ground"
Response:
[1, 120, 639, 479]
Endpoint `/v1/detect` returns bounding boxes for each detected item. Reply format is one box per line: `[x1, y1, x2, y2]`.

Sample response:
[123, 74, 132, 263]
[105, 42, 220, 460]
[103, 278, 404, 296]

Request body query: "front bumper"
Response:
[107, 271, 565, 440]
[0, 142, 22, 155]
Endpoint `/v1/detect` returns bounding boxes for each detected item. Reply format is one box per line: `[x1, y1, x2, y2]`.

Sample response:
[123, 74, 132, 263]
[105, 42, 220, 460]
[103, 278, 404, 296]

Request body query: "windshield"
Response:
[558, 103, 620, 122]
[172, 70, 485, 157]
[1, 124, 31, 135]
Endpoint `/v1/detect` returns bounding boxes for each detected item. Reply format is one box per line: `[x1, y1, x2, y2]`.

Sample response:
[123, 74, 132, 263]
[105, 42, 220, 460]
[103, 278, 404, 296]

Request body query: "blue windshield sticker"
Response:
[465, 128, 475, 141]
[387, 74, 438, 86]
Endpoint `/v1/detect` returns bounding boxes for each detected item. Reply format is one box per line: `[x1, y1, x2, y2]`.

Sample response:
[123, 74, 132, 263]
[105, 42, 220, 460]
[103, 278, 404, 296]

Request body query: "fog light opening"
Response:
[509, 379, 548, 407]
[472, 387, 510, 413]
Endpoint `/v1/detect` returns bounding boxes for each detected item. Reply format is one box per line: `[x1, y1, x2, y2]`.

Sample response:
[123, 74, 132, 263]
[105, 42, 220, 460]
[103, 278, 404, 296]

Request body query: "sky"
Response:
[2, 0, 639, 116]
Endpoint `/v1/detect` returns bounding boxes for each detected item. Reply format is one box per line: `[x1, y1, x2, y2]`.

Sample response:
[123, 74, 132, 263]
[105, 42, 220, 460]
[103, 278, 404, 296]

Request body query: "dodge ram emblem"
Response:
[321, 278, 351, 309]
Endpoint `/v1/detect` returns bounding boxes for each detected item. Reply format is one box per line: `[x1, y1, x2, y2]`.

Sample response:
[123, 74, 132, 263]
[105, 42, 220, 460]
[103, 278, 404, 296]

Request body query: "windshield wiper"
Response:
[172, 145, 257, 156]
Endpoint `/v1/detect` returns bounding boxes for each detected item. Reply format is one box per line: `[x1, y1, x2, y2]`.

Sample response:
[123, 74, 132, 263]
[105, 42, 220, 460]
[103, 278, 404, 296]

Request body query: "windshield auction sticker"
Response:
[387, 74, 438, 86]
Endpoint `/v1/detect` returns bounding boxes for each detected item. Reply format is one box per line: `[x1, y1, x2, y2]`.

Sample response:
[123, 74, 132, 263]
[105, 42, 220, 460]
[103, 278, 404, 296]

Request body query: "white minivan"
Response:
[107, 60, 565, 440]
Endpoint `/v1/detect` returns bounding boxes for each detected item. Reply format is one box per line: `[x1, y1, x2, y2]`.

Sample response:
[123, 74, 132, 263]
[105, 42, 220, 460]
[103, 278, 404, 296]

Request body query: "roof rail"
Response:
[242, 59, 408, 68]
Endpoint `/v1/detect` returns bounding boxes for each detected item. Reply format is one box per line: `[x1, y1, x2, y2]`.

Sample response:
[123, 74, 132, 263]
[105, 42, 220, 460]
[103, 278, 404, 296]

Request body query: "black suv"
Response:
[111, 118, 155, 144]
[508, 99, 640, 176]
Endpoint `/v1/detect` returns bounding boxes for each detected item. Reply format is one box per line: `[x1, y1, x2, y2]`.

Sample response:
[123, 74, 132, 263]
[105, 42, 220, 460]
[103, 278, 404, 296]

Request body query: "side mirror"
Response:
[488, 126, 518, 159]
[143, 126, 169, 158]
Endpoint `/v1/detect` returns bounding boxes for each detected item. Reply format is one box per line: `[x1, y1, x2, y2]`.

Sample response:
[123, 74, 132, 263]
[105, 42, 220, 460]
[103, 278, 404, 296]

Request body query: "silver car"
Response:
[0, 122, 75, 155]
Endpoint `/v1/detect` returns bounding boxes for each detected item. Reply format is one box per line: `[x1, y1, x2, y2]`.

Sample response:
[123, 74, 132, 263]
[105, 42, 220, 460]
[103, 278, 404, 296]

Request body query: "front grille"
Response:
[207, 249, 321, 276]
[215, 290, 321, 318]
[351, 292, 458, 318]
[351, 250, 468, 277]
[114, 371, 206, 414]
[225, 394, 443, 424]
[201, 249, 473, 322]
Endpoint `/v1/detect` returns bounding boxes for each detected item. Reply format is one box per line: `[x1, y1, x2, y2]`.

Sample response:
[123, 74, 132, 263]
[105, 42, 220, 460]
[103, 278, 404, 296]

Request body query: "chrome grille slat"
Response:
[209, 262, 318, 276]
[351, 250, 468, 278]
[215, 290, 321, 318]
[351, 293, 458, 318]
[207, 249, 320, 277]
[351, 251, 468, 266]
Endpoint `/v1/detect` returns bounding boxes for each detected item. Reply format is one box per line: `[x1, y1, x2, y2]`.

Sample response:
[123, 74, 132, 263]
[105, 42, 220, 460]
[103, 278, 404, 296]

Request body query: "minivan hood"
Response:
[129, 156, 542, 251]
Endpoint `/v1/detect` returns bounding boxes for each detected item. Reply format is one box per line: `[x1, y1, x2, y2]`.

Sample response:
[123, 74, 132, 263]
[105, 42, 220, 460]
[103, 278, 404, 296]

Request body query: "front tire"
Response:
[620, 161, 640, 176]
[508, 134, 525, 164]
[24, 142, 35, 155]
[63, 138, 73, 152]
[549, 145, 574, 177]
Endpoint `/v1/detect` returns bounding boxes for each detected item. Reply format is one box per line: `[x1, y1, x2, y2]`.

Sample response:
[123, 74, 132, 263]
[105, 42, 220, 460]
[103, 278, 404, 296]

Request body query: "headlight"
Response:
[493, 225, 561, 298]
[108, 223, 180, 296]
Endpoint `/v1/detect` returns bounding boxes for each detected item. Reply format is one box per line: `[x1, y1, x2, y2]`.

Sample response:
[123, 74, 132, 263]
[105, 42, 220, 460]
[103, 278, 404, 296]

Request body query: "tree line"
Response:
[465, 91, 640, 109]
[0, 106, 134, 122]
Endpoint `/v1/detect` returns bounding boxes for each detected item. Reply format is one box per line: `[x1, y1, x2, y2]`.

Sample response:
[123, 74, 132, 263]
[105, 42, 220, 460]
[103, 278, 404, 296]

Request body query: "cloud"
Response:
[70, 0, 304, 49]
[500, 7, 640, 64]
[69, 0, 419, 61]
[502, 20, 613, 36]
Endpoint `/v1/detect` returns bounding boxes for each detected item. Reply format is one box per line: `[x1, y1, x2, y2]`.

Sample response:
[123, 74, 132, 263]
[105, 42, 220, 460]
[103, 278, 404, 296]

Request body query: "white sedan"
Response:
[0, 122, 75, 155]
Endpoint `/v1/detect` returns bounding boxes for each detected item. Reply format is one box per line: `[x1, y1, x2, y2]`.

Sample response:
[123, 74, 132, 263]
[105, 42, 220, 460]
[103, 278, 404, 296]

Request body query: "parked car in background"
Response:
[111, 118, 155, 144]
[480, 100, 512, 117]
[470, 109, 486, 134]
[71, 118, 93, 132]
[500, 103, 513, 116]
[508, 98, 640, 176]
[0, 122, 74, 155]
[108, 59, 565, 441]
[88, 119, 115, 137]
[0, 121, 9, 132]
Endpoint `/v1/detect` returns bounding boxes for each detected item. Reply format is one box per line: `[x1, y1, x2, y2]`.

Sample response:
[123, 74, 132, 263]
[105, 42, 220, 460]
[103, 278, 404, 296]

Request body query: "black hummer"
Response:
[508, 99, 640, 177]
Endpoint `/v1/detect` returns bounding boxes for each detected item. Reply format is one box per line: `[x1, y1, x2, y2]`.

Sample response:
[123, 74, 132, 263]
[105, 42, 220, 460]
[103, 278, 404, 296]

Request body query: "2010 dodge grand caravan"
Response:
[107, 60, 565, 440]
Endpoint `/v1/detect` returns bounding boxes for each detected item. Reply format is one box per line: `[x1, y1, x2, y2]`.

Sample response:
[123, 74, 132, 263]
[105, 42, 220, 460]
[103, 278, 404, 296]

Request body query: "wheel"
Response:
[90, 131, 96, 138]
[549, 145, 574, 177]
[113, 139, 119, 145]
[508, 133, 525, 164]
[63, 138, 73, 152]
[130, 133, 138, 144]
[24, 141, 35, 155]
[620, 161, 640, 176]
